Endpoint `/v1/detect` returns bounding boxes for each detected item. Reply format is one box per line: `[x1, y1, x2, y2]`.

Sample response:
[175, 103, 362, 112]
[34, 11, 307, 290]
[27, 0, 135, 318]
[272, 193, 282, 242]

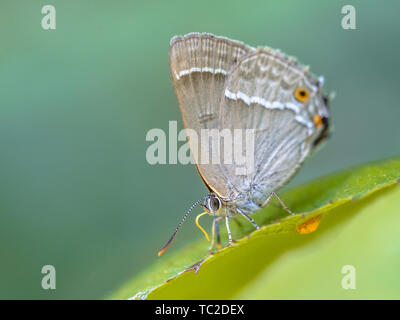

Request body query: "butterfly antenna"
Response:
[158, 196, 207, 256]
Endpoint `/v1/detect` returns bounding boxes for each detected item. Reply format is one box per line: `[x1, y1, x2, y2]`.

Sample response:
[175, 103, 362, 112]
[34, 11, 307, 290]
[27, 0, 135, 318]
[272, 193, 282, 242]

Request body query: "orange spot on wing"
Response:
[296, 214, 322, 234]
[313, 114, 323, 128]
[295, 88, 310, 102]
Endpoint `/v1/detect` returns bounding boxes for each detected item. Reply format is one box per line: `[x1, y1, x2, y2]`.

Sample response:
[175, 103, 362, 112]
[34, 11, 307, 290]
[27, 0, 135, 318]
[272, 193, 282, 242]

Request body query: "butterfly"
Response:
[158, 33, 330, 256]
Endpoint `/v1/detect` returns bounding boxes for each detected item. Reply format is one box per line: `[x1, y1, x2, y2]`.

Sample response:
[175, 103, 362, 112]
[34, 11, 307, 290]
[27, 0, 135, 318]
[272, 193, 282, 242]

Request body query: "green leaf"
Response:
[110, 157, 400, 299]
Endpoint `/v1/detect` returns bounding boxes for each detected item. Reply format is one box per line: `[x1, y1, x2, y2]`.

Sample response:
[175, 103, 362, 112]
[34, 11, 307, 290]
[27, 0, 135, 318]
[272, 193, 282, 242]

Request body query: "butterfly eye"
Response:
[295, 88, 310, 103]
[207, 195, 221, 212]
[211, 197, 221, 211]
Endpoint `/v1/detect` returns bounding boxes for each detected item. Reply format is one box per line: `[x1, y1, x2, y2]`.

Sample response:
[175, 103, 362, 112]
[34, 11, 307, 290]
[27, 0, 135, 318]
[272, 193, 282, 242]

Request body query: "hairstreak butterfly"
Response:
[158, 33, 330, 256]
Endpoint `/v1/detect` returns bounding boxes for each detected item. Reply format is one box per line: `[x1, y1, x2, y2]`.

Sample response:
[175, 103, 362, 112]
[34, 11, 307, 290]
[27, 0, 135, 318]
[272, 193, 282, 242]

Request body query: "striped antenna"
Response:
[158, 196, 207, 256]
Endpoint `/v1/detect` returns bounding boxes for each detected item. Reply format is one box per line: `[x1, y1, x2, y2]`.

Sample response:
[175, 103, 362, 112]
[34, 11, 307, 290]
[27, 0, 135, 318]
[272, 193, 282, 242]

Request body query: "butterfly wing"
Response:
[218, 47, 328, 206]
[169, 33, 254, 198]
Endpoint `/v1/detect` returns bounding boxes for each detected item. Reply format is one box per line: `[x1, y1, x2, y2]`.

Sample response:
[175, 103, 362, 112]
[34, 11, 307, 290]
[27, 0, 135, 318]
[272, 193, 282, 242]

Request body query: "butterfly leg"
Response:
[262, 191, 295, 216]
[237, 208, 260, 229]
[209, 217, 224, 251]
[225, 216, 233, 246]
[209, 220, 215, 251]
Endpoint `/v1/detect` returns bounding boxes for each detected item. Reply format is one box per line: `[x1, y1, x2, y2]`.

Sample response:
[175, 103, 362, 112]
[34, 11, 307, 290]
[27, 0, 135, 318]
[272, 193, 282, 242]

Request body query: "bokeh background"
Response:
[0, 0, 399, 299]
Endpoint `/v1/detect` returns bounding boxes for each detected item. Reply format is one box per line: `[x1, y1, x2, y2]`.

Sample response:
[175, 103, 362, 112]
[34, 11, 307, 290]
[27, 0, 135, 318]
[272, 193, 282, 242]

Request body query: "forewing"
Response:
[169, 33, 254, 197]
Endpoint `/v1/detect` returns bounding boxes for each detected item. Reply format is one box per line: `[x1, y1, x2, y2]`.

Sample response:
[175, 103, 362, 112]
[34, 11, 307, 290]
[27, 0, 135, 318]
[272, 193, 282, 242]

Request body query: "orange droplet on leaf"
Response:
[296, 214, 322, 234]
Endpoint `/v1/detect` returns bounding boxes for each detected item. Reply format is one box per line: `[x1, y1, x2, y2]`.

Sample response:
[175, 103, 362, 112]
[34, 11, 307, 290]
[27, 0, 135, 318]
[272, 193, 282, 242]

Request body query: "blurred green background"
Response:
[0, 0, 399, 299]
